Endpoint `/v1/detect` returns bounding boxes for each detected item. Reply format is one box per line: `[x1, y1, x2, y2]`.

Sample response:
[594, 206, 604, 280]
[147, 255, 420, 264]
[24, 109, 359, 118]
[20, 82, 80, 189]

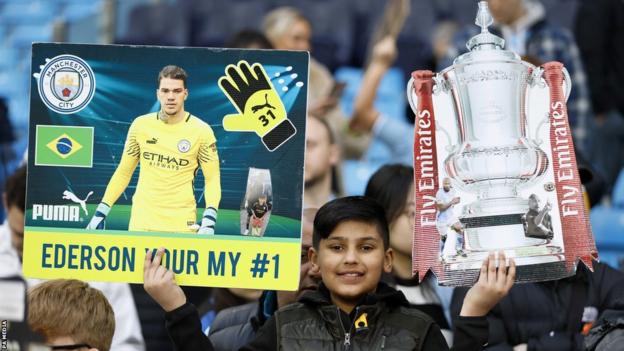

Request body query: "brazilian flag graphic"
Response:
[35, 125, 94, 167]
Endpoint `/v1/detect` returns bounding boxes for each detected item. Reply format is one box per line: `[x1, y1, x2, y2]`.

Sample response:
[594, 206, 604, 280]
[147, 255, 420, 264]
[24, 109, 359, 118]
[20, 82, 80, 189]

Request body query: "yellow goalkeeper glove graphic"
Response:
[219, 60, 297, 151]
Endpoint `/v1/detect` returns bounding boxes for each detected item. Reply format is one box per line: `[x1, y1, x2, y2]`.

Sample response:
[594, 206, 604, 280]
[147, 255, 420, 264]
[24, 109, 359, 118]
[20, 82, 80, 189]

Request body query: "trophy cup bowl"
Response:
[408, 1, 570, 252]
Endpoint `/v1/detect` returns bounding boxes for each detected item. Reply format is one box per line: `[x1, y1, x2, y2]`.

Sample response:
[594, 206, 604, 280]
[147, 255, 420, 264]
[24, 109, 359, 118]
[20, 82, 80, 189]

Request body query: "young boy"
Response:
[28, 279, 115, 351]
[145, 196, 515, 350]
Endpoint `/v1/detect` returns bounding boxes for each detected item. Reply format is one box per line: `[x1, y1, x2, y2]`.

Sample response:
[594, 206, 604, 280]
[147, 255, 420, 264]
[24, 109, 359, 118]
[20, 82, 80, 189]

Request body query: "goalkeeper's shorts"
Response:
[128, 200, 196, 233]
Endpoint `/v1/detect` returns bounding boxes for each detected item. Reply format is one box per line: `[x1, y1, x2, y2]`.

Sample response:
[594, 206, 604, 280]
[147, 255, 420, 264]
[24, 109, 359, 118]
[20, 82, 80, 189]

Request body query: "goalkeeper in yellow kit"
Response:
[86, 65, 221, 234]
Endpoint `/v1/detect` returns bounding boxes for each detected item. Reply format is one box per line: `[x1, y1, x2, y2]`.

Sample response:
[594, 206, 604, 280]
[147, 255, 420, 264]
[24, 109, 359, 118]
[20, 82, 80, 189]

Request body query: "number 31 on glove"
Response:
[218, 60, 297, 151]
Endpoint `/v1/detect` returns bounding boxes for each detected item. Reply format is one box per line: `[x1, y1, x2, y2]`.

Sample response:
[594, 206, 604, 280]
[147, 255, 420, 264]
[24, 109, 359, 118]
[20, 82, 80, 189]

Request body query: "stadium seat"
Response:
[342, 160, 383, 196]
[7, 24, 53, 50]
[60, 0, 102, 22]
[281, 0, 356, 71]
[0, 1, 56, 25]
[590, 206, 624, 270]
[349, 0, 386, 67]
[0, 47, 17, 71]
[116, 3, 189, 46]
[186, 0, 272, 47]
[334, 66, 406, 121]
[540, 0, 580, 32]
[612, 168, 624, 208]
[436, 0, 482, 27]
[113, 0, 153, 40]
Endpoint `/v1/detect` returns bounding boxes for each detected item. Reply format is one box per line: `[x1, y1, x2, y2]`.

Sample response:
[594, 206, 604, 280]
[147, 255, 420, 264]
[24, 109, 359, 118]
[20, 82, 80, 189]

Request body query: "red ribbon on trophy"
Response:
[410, 70, 443, 281]
[542, 62, 597, 272]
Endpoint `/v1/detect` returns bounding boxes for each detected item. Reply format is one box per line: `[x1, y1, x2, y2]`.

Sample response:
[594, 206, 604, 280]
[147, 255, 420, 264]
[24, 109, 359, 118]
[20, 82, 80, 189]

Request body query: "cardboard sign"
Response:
[24, 43, 308, 290]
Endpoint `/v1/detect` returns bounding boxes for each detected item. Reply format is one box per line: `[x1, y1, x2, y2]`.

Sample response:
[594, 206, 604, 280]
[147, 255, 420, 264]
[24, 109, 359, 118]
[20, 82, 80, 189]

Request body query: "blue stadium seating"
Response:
[277, 0, 356, 71]
[60, 1, 102, 21]
[612, 169, 624, 208]
[187, 0, 272, 47]
[590, 206, 624, 270]
[8, 24, 53, 50]
[0, 1, 56, 25]
[540, 0, 580, 32]
[342, 160, 383, 196]
[116, 2, 189, 46]
[113, 0, 153, 40]
[334, 66, 406, 121]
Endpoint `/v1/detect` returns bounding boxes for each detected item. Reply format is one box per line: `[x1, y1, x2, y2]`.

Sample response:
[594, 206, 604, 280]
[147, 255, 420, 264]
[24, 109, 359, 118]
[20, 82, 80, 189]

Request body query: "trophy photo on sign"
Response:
[410, 1, 595, 286]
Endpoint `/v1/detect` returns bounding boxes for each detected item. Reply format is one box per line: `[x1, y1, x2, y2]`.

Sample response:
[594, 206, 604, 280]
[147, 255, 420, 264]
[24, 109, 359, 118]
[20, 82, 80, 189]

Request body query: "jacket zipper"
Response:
[339, 307, 359, 350]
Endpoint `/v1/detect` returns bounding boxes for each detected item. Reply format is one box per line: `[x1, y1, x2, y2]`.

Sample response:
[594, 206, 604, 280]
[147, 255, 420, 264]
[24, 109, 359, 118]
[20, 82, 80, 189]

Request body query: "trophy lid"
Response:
[452, 1, 520, 65]
[466, 1, 505, 51]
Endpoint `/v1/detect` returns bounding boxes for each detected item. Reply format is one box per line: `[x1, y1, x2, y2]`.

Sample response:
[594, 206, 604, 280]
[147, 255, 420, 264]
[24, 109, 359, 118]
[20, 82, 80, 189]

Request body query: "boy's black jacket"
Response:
[166, 282, 488, 350]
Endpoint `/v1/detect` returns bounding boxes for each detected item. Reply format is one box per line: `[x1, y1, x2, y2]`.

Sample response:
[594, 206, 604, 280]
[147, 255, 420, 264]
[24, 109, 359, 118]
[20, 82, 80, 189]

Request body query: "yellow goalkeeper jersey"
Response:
[102, 112, 221, 233]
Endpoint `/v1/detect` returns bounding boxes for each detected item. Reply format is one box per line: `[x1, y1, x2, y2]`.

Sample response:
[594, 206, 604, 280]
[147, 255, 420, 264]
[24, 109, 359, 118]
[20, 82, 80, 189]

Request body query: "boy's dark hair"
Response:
[313, 196, 389, 249]
[158, 65, 188, 88]
[364, 164, 413, 224]
[4, 165, 26, 212]
[226, 29, 273, 49]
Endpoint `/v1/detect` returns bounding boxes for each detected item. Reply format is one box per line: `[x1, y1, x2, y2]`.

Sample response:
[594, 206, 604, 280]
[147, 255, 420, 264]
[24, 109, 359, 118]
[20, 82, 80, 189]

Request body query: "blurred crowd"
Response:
[1, 0, 624, 350]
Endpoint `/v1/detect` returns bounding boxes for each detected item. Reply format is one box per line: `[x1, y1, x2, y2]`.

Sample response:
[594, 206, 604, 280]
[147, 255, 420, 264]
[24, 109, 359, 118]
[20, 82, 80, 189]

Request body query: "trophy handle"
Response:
[530, 66, 572, 102]
[561, 67, 572, 102]
[406, 76, 419, 114]
[407, 75, 455, 150]
[528, 66, 572, 143]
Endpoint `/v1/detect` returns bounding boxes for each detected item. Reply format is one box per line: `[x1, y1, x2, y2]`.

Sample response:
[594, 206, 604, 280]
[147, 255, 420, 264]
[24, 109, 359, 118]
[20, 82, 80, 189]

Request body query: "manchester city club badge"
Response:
[34, 54, 96, 115]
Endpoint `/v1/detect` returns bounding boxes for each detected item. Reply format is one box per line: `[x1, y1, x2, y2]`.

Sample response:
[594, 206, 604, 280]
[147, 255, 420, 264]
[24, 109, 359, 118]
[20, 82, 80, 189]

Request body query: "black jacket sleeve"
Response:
[420, 322, 450, 350]
[422, 309, 489, 350]
[239, 315, 277, 351]
[165, 302, 215, 351]
[451, 316, 489, 351]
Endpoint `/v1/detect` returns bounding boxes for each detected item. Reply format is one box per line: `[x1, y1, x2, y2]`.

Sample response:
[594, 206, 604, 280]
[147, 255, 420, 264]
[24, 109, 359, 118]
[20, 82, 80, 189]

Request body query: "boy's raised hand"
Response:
[460, 251, 516, 317]
[144, 247, 187, 312]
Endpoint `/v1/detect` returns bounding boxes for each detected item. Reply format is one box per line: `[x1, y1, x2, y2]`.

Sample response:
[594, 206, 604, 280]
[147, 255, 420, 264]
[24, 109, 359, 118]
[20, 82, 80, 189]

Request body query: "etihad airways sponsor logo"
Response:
[142, 151, 189, 169]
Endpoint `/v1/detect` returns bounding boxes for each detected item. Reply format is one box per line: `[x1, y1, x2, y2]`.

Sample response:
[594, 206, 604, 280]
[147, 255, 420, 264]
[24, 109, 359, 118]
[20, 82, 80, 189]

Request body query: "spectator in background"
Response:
[0, 97, 16, 224]
[365, 164, 454, 344]
[451, 260, 624, 350]
[207, 208, 320, 351]
[432, 21, 459, 71]
[350, 35, 413, 165]
[304, 116, 341, 208]
[262, 7, 370, 160]
[197, 287, 262, 335]
[443, 0, 592, 155]
[575, 0, 624, 193]
[28, 279, 115, 351]
[450, 162, 624, 350]
[0, 165, 145, 351]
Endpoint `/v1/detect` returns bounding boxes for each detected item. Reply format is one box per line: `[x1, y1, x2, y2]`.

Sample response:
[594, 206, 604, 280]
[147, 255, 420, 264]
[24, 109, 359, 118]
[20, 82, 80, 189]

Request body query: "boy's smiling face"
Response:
[310, 220, 393, 313]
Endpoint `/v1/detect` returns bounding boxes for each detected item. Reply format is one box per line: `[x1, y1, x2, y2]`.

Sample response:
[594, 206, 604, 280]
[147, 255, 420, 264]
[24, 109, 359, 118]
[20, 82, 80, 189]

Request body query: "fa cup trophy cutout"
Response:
[408, 1, 595, 285]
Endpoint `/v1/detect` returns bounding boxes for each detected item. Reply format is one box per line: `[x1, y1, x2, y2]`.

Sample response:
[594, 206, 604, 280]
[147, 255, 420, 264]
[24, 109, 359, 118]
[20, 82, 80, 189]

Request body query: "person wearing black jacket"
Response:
[574, 0, 624, 192]
[450, 261, 624, 350]
[167, 281, 493, 351]
[207, 208, 320, 350]
[145, 196, 516, 350]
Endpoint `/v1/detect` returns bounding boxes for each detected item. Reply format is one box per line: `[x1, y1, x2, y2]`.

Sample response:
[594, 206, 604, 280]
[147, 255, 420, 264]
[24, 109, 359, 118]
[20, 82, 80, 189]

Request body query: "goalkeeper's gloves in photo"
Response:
[219, 60, 296, 151]
[86, 203, 110, 230]
[197, 207, 217, 235]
